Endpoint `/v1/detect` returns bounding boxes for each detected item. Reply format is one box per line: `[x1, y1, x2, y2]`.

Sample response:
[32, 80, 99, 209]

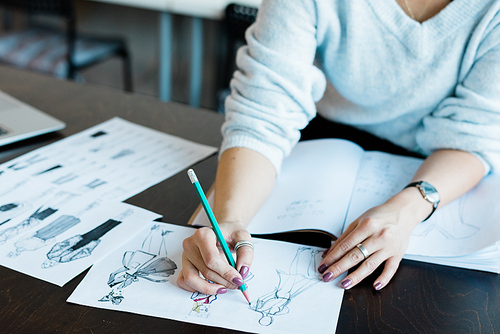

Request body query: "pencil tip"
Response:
[242, 290, 251, 304]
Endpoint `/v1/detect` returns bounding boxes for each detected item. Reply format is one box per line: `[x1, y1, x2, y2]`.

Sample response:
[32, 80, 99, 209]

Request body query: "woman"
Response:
[177, 0, 500, 294]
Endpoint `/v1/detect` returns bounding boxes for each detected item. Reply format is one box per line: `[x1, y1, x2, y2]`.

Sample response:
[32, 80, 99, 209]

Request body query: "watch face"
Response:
[419, 181, 440, 204]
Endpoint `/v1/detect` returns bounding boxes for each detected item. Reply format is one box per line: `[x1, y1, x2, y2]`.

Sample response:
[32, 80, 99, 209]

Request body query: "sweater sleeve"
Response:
[416, 12, 500, 174]
[220, 0, 327, 173]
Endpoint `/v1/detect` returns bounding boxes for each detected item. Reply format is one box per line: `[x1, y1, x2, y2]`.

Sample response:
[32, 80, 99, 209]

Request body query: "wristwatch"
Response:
[404, 181, 440, 222]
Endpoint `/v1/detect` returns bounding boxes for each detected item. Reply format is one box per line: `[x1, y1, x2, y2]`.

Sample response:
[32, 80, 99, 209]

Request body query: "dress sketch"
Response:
[99, 177, 144, 200]
[0, 191, 77, 245]
[87, 129, 141, 153]
[33, 164, 63, 176]
[189, 292, 218, 318]
[51, 161, 106, 185]
[41, 209, 133, 268]
[111, 149, 134, 160]
[0, 189, 54, 226]
[188, 272, 254, 319]
[0, 180, 29, 198]
[7, 201, 101, 258]
[250, 247, 321, 326]
[99, 224, 177, 305]
[6, 153, 48, 171]
[71, 130, 108, 146]
[0, 202, 26, 227]
[412, 194, 480, 240]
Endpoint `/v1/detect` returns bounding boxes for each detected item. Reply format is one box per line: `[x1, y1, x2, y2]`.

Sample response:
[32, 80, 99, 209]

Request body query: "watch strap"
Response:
[404, 181, 439, 222]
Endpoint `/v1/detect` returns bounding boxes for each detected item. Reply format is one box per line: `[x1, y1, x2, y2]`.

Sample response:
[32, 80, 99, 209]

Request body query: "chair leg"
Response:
[120, 48, 133, 93]
[67, 64, 77, 80]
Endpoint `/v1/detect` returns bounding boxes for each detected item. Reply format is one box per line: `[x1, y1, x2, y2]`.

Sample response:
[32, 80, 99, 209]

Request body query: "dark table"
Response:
[0, 66, 498, 334]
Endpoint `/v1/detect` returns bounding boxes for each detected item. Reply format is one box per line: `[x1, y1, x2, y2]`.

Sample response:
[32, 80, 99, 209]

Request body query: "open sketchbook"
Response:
[190, 139, 500, 273]
[68, 222, 345, 334]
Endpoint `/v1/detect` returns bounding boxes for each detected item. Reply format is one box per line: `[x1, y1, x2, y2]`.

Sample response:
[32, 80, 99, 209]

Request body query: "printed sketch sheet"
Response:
[0, 117, 218, 203]
[68, 222, 345, 334]
[0, 117, 217, 285]
[0, 201, 161, 286]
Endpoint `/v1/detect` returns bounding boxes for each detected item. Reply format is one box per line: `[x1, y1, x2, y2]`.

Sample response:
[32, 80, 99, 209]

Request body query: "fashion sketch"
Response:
[75, 169, 129, 194]
[71, 130, 108, 146]
[1, 148, 66, 176]
[99, 224, 177, 305]
[51, 161, 107, 185]
[0, 180, 29, 198]
[0, 191, 77, 245]
[7, 201, 101, 258]
[41, 209, 133, 268]
[412, 194, 480, 240]
[0, 189, 54, 226]
[250, 247, 321, 326]
[188, 272, 254, 319]
[99, 177, 145, 200]
[32, 164, 63, 176]
[189, 292, 218, 318]
[6, 153, 48, 171]
[87, 128, 143, 153]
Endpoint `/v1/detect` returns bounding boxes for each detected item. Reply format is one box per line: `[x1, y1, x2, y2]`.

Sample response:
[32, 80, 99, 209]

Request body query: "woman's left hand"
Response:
[318, 187, 431, 290]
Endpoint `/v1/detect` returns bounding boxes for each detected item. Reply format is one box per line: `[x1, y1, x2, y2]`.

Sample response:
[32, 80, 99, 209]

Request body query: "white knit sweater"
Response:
[222, 0, 500, 174]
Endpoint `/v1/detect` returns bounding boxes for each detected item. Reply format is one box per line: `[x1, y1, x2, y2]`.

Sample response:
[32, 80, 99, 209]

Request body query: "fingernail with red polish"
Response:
[232, 277, 243, 287]
[318, 264, 328, 274]
[240, 266, 249, 280]
[374, 282, 383, 291]
[216, 287, 227, 294]
[341, 279, 352, 289]
[323, 272, 334, 282]
[322, 249, 329, 257]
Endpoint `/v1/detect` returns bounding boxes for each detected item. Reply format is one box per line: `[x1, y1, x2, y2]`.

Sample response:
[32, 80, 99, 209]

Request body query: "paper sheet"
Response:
[0, 117, 218, 203]
[346, 152, 500, 258]
[191, 139, 364, 237]
[0, 201, 161, 286]
[191, 140, 500, 268]
[68, 222, 345, 334]
[0, 117, 217, 285]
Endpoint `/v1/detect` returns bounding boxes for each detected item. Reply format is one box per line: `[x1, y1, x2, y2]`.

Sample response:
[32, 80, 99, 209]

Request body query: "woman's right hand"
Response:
[177, 222, 253, 295]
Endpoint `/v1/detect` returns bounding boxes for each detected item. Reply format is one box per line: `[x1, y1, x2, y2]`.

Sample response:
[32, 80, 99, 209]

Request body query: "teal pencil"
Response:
[187, 169, 251, 304]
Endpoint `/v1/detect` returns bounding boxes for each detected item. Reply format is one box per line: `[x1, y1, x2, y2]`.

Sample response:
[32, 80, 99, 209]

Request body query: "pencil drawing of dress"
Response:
[99, 225, 177, 305]
[250, 247, 321, 326]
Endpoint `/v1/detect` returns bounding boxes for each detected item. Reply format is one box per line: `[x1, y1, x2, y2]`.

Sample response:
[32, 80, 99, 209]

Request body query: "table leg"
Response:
[159, 11, 172, 102]
[189, 17, 203, 108]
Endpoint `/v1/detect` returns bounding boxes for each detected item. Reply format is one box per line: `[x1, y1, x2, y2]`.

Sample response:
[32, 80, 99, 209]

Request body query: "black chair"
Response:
[217, 3, 258, 112]
[0, 0, 133, 92]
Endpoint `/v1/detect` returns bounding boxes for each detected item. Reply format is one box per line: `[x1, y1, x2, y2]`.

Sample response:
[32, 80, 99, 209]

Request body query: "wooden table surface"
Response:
[0, 67, 499, 334]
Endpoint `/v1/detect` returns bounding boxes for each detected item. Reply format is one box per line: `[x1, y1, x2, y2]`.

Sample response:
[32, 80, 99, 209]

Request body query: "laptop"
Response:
[0, 90, 65, 147]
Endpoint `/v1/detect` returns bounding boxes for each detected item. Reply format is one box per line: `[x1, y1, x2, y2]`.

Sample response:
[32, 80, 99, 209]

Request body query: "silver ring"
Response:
[235, 240, 254, 251]
[356, 243, 369, 259]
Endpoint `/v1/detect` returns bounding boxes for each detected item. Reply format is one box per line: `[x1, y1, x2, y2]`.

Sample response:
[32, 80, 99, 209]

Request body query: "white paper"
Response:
[404, 242, 500, 273]
[192, 139, 500, 270]
[191, 139, 364, 237]
[0, 201, 161, 286]
[346, 152, 500, 258]
[68, 222, 345, 334]
[0, 117, 218, 203]
[407, 173, 500, 257]
[0, 117, 217, 285]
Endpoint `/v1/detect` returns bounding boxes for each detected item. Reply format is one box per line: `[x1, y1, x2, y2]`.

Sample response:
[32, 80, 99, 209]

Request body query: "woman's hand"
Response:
[318, 149, 485, 290]
[318, 188, 430, 290]
[177, 221, 253, 295]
